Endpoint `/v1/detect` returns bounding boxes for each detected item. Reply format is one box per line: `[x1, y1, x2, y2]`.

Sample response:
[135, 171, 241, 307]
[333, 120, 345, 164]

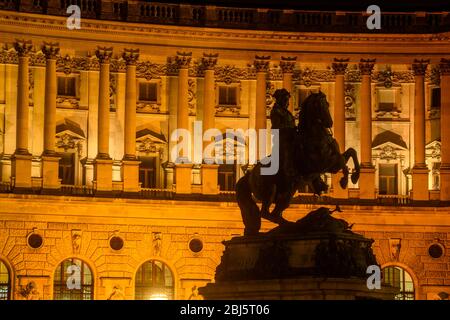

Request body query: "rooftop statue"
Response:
[236, 89, 360, 235]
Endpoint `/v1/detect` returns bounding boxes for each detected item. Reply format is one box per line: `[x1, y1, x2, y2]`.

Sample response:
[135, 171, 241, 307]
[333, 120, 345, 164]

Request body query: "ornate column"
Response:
[280, 56, 296, 113]
[174, 51, 192, 194]
[94, 46, 113, 193]
[11, 39, 33, 191]
[41, 42, 61, 192]
[331, 58, 349, 199]
[122, 48, 140, 193]
[254, 55, 270, 160]
[411, 59, 429, 201]
[201, 53, 219, 194]
[359, 59, 376, 199]
[439, 58, 450, 201]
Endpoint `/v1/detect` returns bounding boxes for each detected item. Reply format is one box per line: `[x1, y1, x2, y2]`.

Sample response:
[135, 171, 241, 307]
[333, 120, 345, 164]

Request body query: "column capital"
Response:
[412, 59, 430, 76]
[202, 53, 218, 70]
[14, 39, 33, 57]
[332, 58, 349, 75]
[280, 56, 296, 73]
[440, 58, 450, 76]
[41, 42, 60, 60]
[254, 55, 270, 73]
[95, 46, 113, 64]
[122, 48, 140, 65]
[176, 51, 192, 69]
[359, 58, 376, 75]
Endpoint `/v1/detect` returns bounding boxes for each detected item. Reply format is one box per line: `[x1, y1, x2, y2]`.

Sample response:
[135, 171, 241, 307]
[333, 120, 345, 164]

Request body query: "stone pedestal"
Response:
[200, 207, 397, 300]
[41, 155, 61, 192]
[122, 160, 141, 193]
[359, 166, 376, 199]
[331, 174, 349, 199]
[11, 153, 32, 190]
[175, 164, 192, 194]
[201, 164, 219, 195]
[94, 159, 113, 193]
[411, 167, 429, 201]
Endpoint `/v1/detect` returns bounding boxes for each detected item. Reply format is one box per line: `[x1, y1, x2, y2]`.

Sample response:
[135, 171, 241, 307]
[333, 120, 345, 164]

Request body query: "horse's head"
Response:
[299, 91, 333, 129]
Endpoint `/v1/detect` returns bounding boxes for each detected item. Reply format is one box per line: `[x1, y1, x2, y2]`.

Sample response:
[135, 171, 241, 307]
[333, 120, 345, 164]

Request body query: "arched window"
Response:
[0, 260, 11, 300]
[53, 258, 93, 300]
[382, 266, 415, 300]
[135, 260, 174, 300]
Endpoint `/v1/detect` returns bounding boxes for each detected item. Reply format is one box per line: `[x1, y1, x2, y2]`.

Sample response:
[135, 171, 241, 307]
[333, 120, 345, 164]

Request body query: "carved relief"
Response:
[389, 238, 401, 261]
[379, 145, 398, 161]
[56, 133, 82, 152]
[293, 67, 335, 87]
[19, 281, 40, 300]
[107, 285, 125, 300]
[188, 78, 196, 115]
[72, 230, 82, 254]
[137, 137, 159, 153]
[28, 68, 34, 107]
[153, 232, 162, 256]
[266, 81, 276, 115]
[344, 84, 356, 120]
[136, 61, 166, 80]
[268, 67, 283, 81]
[214, 65, 249, 84]
[110, 74, 117, 111]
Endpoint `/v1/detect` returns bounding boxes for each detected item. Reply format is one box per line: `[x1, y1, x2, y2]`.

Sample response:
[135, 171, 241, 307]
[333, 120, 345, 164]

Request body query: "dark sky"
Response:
[159, 0, 450, 11]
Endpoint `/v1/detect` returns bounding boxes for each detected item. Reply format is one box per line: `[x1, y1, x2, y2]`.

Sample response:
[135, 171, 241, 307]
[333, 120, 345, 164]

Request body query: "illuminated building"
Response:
[0, 1, 449, 300]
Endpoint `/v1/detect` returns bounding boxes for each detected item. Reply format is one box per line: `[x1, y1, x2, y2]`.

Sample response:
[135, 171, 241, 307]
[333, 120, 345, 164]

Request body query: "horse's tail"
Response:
[236, 172, 261, 236]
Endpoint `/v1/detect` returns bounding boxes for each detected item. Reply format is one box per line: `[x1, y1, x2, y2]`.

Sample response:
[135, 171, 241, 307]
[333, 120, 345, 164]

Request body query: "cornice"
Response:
[0, 10, 449, 47]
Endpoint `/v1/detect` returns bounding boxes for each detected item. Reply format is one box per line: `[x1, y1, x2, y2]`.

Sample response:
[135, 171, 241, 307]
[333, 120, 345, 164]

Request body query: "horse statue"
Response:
[236, 89, 360, 236]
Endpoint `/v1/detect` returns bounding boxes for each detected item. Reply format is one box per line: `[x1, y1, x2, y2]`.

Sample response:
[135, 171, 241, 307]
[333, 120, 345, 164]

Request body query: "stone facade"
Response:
[0, 3, 449, 300]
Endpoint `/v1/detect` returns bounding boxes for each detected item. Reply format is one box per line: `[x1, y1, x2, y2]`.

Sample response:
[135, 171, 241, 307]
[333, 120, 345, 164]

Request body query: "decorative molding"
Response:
[426, 141, 441, 161]
[14, 39, 33, 57]
[266, 81, 276, 114]
[332, 58, 349, 75]
[136, 61, 166, 80]
[56, 97, 80, 109]
[56, 133, 82, 152]
[214, 65, 251, 84]
[412, 59, 430, 76]
[122, 48, 140, 66]
[41, 42, 60, 60]
[188, 78, 196, 115]
[280, 56, 296, 74]
[344, 84, 356, 120]
[95, 46, 113, 64]
[254, 55, 270, 73]
[71, 230, 82, 254]
[175, 51, 192, 69]
[110, 74, 117, 111]
[110, 57, 126, 73]
[153, 232, 162, 256]
[201, 53, 218, 70]
[426, 66, 441, 86]
[268, 67, 283, 81]
[379, 145, 398, 161]
[293, 67, 335, 86]
[28, 68, 33, 107]
[389, 238, 401, 261]
[440, 58, 450, 76]
[359, 58, 376, 75]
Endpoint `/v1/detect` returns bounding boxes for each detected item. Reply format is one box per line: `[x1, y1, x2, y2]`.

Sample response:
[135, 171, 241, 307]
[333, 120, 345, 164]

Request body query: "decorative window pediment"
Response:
[136, 129, 166, 155]
[55, 119, 85, 154]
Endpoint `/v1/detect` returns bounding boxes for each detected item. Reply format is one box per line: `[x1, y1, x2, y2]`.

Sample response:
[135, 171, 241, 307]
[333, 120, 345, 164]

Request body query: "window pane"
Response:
[53, 258, 93, 300]
[139, 83, 157, 102]
[382, 266, 415, 300]
[431, 88, 441, 108]
[135, 260, 174, 300]
[219, 86, 227, 105]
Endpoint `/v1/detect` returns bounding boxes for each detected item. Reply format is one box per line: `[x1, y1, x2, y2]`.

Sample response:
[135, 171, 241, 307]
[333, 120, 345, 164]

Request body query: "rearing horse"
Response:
[236, 91, 360, 236]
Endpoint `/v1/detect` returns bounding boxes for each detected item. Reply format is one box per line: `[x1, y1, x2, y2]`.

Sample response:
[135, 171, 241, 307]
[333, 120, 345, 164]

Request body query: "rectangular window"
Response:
[379, 163, 398, 195]
[218, 164, 236, 191]
[377, 89, 397, 112]
[219, 86, 237, 106]
[139, 156, 156, 188]
[58, 153, 75, 185]
[139, 82, 158, 102]
[431, 87, 441, 109]
[57, 76, 76, 97]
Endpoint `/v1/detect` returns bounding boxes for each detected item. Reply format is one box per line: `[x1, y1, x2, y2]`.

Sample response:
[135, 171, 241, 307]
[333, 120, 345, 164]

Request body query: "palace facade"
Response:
[0, 1, 449, 300]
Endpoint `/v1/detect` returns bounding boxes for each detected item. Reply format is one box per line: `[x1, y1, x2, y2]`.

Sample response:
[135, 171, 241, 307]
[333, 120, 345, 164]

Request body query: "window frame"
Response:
[382, 265, 415, 300]
[53, 258, 94, 300]
[0, 260, 11, 300]
[57, 75, 78, 98]
[134, 260, 175, 300]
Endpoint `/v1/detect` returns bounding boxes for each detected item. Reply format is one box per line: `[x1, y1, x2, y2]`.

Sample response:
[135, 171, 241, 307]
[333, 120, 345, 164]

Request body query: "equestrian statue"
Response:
[236, 89, 360, 235]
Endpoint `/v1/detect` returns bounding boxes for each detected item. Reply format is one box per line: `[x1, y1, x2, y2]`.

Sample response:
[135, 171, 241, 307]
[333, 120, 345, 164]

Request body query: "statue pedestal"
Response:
[200, 207, 397, 300]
